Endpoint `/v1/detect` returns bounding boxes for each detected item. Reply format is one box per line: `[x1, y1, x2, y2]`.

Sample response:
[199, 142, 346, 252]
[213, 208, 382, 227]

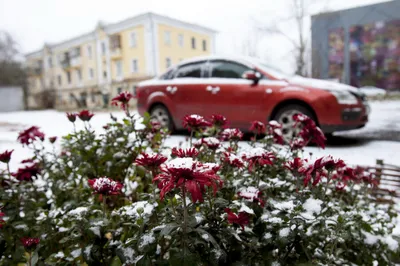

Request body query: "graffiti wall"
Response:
[328, 28, 345, 82]
[349, 19, 400, 90]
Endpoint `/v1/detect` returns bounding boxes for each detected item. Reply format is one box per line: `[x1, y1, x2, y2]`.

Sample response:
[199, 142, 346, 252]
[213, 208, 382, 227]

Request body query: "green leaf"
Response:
[195, 228, 221, 250]
[31, 251, 39, 266]
[337, 215, 344, 224]
[111, 256, 123, 266]
[159, 223, 179, 236]
[214, 198, 229, 208]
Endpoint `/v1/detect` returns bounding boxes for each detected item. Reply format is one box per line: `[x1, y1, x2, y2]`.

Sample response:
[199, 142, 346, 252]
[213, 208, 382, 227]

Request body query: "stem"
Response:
[182, 187, 188, 253]
[102, 196, 107, 219]
[189, 131, 194, 147]
[28, 252, 32, 266]
[6, 162, 11, 178]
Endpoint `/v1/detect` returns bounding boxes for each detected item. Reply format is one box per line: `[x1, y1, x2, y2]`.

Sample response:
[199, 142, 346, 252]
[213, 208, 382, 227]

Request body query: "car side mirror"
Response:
[242, 70, 261, 84]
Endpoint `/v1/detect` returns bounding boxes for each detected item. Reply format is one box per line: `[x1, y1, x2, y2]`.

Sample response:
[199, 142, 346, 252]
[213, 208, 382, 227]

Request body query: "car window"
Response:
[210, 60, 251, 79]
[175, 62, 204, 78]
[159, 69, 175, 80]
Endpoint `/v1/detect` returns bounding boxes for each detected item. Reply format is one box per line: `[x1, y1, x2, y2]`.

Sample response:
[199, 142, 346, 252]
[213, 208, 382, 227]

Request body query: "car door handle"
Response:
[206, 86, 219, 94]
[166, 86, 178, 94]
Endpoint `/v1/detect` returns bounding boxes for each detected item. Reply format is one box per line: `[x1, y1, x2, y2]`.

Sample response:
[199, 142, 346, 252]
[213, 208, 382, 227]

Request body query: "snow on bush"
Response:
[0, 93, 399, 265]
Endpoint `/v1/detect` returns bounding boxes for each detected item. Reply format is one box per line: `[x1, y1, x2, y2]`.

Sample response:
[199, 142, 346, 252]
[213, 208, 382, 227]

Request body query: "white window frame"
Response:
[129, 31, 137, 48]
[164, 31, 171, 45]
[178, 34, 184, 47]
[116, 60, 123, 77]
[166, 57, 172, 69]
[87, 45, 92, 59]
[131, 59, 138, 73]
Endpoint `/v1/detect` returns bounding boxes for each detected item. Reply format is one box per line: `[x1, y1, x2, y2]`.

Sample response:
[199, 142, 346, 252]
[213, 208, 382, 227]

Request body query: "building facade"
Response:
[311, 1, 400, 91]
[26, 13, 217, 110]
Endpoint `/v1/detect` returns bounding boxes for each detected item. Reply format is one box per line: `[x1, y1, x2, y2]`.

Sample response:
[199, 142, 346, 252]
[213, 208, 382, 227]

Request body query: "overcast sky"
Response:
[0, 0, 390, 72]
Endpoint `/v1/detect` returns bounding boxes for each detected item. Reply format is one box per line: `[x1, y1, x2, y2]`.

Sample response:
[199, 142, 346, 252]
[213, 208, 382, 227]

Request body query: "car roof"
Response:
[176, 55, 258, 68]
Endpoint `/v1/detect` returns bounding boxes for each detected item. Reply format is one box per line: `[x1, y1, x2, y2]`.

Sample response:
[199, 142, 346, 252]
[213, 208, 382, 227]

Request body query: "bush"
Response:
[0, 93, 399, 266]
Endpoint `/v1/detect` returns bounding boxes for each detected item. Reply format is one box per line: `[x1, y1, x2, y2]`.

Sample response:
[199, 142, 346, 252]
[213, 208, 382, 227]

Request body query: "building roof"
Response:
[25, 12, 217, 58]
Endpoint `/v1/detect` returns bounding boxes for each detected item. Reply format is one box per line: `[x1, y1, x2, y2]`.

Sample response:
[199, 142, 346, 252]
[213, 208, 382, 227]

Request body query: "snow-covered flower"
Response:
[135, 153, 168, 170]
[290, 137, 306, 150]
[268, 121, 284, 145]
[242, 148, 276, 171]
[78, 110, 94, 122]
[211, 114, 228, 127]
[12, 163, 41, 182]
[220, 128, 243, 141]
[293, 114, 326, 149]
[153, 158, 222, 203]
[238, 187, 264, 206]
[221, 152, 244, 168]
[0, 150, 13, 163]
[49, 136, 57, 144]
[171, 147, 199, 158]
[111, 91, 134, 111]
[17, 126, 45, 145]
[182, 114, 211, 131]
[201, 137, 221, 150]
[249, 121, 266, 135]
[88, 177, 123, 195]
[225, 208, 250, 230]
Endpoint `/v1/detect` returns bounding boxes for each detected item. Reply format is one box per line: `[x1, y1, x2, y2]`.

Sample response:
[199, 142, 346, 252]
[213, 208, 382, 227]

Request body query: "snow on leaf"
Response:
[279, 228, 290, 237]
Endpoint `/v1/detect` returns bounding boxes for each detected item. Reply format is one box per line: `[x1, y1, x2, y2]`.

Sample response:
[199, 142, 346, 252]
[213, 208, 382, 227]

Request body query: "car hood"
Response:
[289, 76, 359, 94]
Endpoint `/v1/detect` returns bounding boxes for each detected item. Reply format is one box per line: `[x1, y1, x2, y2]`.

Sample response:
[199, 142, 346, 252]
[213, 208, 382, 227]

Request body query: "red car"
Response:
[137, 56, 369, 141]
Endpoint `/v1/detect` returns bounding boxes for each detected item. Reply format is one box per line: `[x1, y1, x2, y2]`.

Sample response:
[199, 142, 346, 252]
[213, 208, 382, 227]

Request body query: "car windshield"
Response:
[243, 56, 294, 80]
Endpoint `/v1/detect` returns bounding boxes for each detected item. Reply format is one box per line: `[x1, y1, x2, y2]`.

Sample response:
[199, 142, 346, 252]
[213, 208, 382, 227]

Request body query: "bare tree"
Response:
[257, 0, 329, 76]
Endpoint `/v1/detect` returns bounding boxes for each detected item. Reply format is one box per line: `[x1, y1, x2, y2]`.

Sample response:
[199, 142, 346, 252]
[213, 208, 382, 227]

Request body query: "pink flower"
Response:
[49, 136, 57, 144]
[268, 121, 284, 145]
[224, 208, 250, 230]
[66, 112, 77, 122]
[220, 128, 244, 141]
[0, 150, 13, 163]
[21, 237, 40, 250]
[88, 177, 123, 195]
[17, 126, 45, 145]
[221, 152, 245, 168]
[242, 148, 275, 171]
[171, 147, 199, 158]
[135, 153, 168, 170]
[211, 114, 228, 127]
[182, 114, 211, 131]
[153, 158, 222, 203]
[78, 110, 95, 122]
[293, 114, 326, 149]
[238, 187, 264, 206]
[201, 137, 221, 150]
[111, 91, 134, 111]
[249, 121, 266, 135]
[12, 164, 41, 182]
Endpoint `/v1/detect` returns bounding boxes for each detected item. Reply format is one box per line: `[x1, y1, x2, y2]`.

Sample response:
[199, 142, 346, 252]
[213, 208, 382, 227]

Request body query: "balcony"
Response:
[110, 34, 122, 59]
[70, 57, 81, 67]
[110, 48, 122, 59]
[61, 58, 70, 69]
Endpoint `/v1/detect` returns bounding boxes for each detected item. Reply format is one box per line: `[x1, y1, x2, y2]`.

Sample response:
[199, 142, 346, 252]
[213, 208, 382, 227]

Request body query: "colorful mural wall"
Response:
[328, 28, 345, 82]
[349, 19, 400, 90]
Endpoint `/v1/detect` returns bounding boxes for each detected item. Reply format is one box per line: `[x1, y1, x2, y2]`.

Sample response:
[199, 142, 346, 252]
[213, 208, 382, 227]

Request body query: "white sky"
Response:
[0, 0, 390, 72]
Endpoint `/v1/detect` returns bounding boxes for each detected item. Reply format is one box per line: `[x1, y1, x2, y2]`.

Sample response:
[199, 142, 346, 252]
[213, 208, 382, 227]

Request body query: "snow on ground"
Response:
[0, 101, 399, 171]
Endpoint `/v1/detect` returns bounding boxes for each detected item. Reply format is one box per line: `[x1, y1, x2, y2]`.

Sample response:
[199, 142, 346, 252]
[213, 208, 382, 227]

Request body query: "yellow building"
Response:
[25, 13, 217, 110]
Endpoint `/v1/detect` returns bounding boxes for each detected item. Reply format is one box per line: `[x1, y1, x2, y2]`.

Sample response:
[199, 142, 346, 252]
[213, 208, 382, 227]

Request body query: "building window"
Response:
[131, 59, 138, 73]
[191, 37, 196, 49]
[166, 57, 172, 68]
[116, 60, 123, 77]
[69, 93, 74, 104]
[57, 75, 62, 86]
[164, 31, 171, 45]
[89, 68, 94, 80]
[87, 45, 92, 59]
[117, 87, 122, 94]
[103, 71, 107, 78]
[67, 72, 71, 84]
[101, 41, 106, 55]
[202, 40, 207, 51]
[178, 34, 184, 47]
[48, 57, 53, 68]
[130, 31, 137, 47]
[77, 69, 82, 81]
[132, 85, 137, 96]
[91, 92, 96, 103]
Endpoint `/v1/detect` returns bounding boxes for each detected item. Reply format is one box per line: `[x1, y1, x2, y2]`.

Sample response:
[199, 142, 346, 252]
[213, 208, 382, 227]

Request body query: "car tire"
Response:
[149, 104, 174, 132]
[272, 104, 316, 143]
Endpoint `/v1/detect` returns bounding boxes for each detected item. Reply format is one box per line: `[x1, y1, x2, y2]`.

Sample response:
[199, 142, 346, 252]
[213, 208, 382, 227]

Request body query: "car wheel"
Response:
[150, 105, 174, 132]
[272, 104, 316, 143]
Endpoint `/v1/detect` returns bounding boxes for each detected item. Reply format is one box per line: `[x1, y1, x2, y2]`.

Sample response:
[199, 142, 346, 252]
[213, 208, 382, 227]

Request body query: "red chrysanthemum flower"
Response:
[0, 210, 5, 229]
[21, 158, 35, 164]
[49, 136, 57, 144]
[313, 155, 346, 171]
[78, 110, 95, 122]
[293, 114, 326, 149]
[103, 125, 109, 130]
[171, 147, 199, 158]
[12, 163, 41, 182]
[66, 112, 77, 122]
[285, 157, 305, 174]
[111, 91, 134, 111]
[17, 126, 45, 146]
[201, 137, 221, 150]
[211, 114, 228, 127]
[88, 177, 123, 195]
[220, 128, 244, 141]
[249, 121, 266, 135]
[267, 121, 285, 145]
[224, 208, 250, 230]
[290, 138, 307, 150]
[135, 153, 168, 170]
[242, 148, 276, 171]
[182, 114, 211, 131]
[238, 187, 264, 206]
[0, 150, 13, 163]
[153, 158, 222, 203]
[21, 237, 40, 250]
[221, 152, 245, 168]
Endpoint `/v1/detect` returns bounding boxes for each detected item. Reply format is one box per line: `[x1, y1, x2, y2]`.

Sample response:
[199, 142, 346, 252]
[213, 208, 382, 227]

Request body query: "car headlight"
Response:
[328, 90, 359, 105]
